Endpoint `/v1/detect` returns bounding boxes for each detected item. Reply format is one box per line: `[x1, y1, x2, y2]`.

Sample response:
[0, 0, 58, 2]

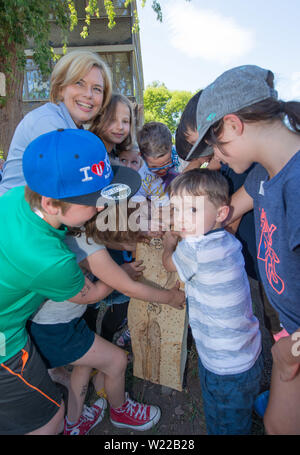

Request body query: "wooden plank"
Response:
[128, 239, 188, 391]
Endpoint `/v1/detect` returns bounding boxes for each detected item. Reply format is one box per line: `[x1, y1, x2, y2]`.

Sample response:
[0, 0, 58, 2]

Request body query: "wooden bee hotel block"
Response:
[128, 239, 188, 391]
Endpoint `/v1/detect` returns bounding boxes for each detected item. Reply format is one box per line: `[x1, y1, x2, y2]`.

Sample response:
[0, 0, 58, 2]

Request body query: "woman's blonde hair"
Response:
[89, 93, 135, 152]
[50, 50, 112, 111]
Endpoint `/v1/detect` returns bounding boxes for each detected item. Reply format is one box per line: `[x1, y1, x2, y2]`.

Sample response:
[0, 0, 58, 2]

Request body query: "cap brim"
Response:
[186, 139, 213, 161]
[61, 165, 141, 207]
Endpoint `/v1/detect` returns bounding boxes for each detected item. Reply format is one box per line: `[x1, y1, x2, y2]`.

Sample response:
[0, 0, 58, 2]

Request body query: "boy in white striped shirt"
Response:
[162, 169, 262, 435]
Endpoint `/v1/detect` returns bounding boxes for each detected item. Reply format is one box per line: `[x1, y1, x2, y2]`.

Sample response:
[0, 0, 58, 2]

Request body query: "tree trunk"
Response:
[0, 45, 24, 159]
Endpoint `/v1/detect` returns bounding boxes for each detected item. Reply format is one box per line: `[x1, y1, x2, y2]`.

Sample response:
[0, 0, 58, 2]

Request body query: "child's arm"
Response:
[224, 185, 254, 226]
[101, 240, 137, 252]
[85, 280, 113, 303]
[162, 231, 179, 272]
[69, 275, 113, 305]
[81, 265, 114, 302]
[81, 248, 185, 310]
[225, 217, 242, 235]
[271, 330, 300, 382]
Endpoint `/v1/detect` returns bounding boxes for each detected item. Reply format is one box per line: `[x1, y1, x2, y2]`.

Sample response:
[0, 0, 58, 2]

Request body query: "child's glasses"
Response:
[147, 161, 174, 173]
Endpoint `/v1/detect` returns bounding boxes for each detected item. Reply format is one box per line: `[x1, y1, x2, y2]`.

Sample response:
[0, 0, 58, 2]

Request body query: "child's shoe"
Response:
[116, 328, 131, 347]
[110, 393, 161, 431]
[254, 390, 269, 418]
[63, 397, 107, 435]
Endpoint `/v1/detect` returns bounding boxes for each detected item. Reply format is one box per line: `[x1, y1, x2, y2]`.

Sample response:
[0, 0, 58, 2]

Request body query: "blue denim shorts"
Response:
[198, 352, 263, 435]
[27, 317, 95, 368]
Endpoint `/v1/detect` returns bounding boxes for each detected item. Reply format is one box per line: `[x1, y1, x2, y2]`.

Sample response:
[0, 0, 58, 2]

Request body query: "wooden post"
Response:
[128, 239, 188, 391]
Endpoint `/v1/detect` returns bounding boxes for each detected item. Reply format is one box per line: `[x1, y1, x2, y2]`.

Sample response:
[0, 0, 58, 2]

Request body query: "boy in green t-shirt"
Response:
[0, 129, 181, 435]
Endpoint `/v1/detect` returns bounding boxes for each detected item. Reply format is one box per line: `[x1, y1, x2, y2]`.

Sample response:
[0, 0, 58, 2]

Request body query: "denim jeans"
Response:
[198, 352, 263, 435]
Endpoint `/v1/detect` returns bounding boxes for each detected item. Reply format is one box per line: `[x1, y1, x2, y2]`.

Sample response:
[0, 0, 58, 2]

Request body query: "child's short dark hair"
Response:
[169, 168, 230, 208]
[137, 122, 172, 159]
[175, 91, 202, 161]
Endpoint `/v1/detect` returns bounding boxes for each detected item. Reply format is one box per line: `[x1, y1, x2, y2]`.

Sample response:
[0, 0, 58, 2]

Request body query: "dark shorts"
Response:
[27, 316, 95, 368]
[0, 337, 62, 435]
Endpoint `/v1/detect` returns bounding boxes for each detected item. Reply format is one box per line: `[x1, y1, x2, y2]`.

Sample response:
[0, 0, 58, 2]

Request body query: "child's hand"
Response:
[146, 229, 164, 239]
[272, 334, 300, 382]
[162, 231, 179, 250]
[121, 260, 145, 281]
[165, 280, 185, 310]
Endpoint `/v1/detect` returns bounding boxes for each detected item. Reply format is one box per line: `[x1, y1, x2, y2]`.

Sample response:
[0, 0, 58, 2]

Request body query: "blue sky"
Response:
[137, 0, 300, 100]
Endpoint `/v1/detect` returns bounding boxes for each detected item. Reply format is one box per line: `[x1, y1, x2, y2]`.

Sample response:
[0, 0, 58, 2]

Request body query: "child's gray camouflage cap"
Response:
[186, 65, 278, 160]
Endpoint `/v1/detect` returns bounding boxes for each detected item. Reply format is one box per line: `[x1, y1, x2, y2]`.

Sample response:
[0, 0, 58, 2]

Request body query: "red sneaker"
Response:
[110, 393, 161, 431]
[63, 398, 107, 435]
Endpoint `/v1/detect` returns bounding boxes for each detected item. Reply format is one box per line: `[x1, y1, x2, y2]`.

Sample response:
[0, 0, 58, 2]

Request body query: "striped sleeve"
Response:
[172, 239, 198, 282]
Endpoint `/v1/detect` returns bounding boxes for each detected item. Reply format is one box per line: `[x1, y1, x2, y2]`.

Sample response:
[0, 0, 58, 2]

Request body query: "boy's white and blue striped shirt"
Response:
[172, 229, 261, 375]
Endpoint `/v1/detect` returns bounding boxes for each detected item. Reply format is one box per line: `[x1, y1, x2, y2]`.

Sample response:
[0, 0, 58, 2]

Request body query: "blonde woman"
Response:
[0, 50, 112, 196]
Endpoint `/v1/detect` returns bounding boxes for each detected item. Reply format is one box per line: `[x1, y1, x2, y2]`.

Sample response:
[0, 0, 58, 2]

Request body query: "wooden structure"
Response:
[128, 239, 188, 392]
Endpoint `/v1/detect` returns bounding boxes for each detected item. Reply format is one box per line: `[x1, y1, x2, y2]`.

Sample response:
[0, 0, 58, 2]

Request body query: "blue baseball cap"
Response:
[23, 128, 141, 206]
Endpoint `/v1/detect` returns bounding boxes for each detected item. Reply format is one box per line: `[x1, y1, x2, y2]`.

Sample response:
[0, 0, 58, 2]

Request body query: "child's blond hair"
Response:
[70, 206, 148, 246]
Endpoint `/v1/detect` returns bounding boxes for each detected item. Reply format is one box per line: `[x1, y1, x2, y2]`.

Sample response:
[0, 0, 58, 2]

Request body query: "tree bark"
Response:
[0, 44, 24, 159]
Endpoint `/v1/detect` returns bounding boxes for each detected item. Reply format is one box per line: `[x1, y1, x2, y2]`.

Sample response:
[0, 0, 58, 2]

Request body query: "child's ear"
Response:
[223, 114, 244, 137]
[41, 196, 60, 215]
[216, 205, 230, 223]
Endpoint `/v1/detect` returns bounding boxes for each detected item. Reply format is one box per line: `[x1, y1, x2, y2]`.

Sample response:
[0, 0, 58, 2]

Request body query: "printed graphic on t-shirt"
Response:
[257, 208, 284, 295]
[141, 173, 166, 200]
